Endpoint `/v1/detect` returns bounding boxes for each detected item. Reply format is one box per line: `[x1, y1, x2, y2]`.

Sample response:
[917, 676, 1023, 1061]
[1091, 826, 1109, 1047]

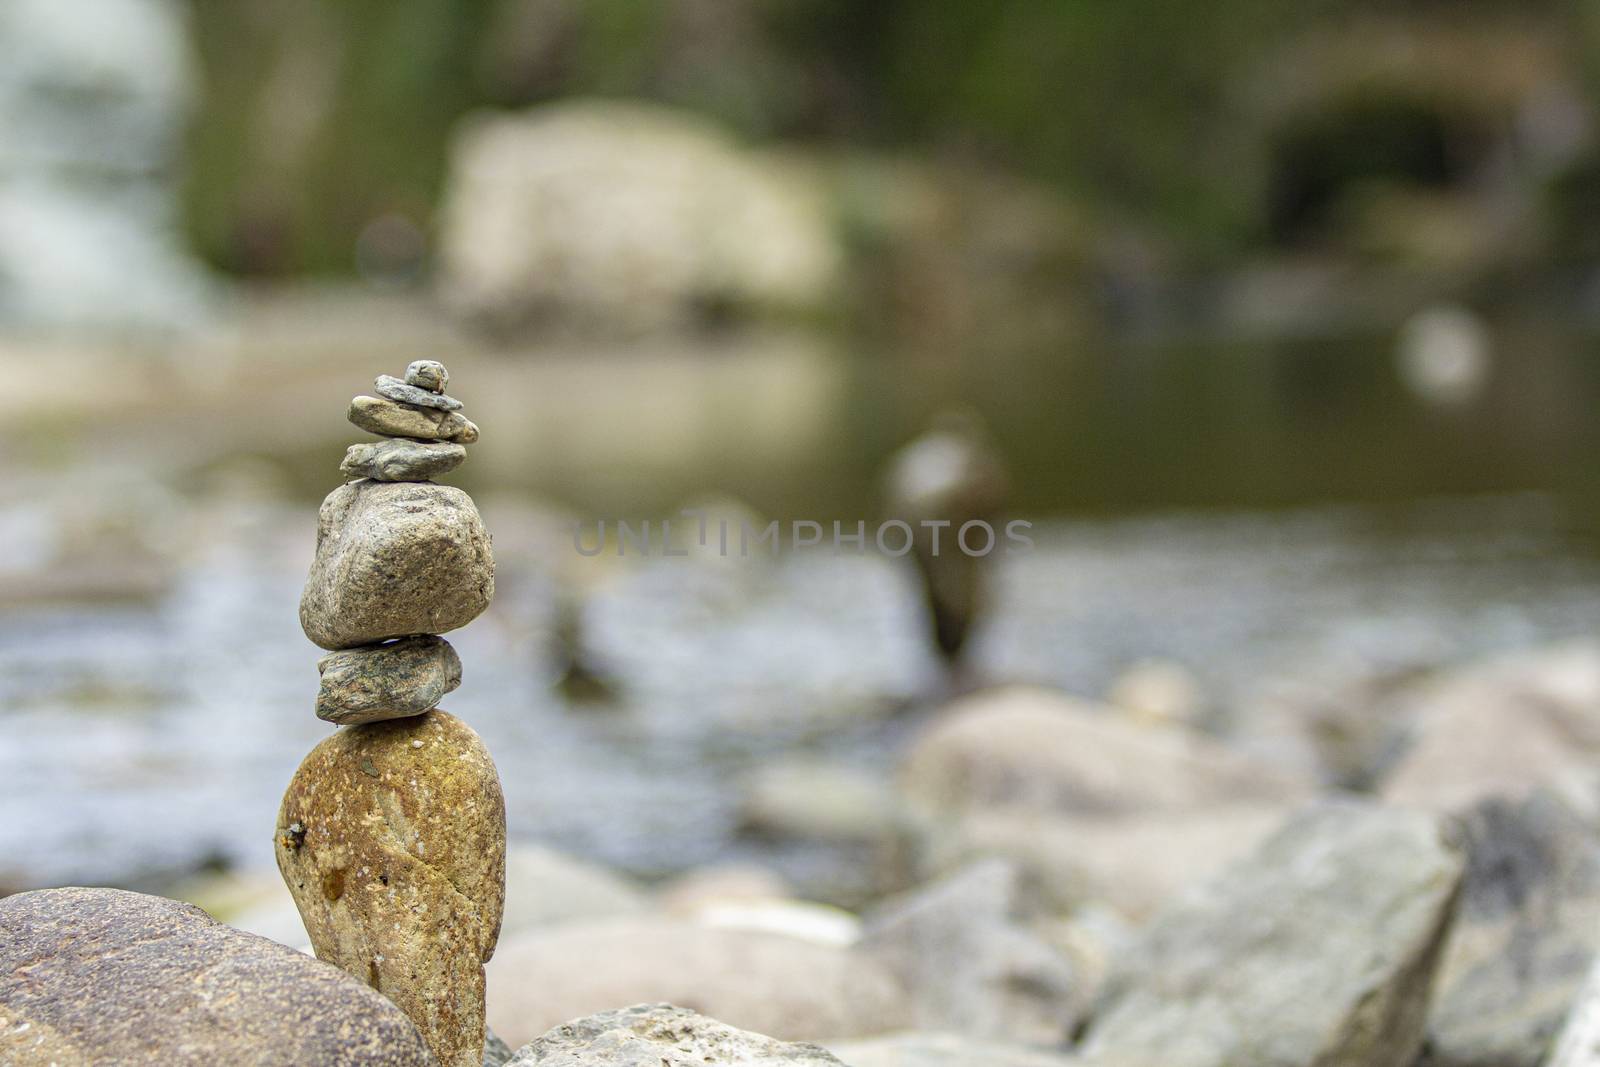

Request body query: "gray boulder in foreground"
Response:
[505, 1003, 845, 1065]
[1080, 801, 1465, 1067]
[0, 887, 436, 1066]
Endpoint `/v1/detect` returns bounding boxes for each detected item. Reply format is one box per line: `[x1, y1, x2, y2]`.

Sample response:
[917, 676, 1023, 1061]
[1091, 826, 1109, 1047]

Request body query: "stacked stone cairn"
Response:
[276, 361, 506, 1067]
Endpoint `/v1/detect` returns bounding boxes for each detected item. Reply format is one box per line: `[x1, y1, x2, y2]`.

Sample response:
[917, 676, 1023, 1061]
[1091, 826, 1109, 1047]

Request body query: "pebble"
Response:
[316, 635, 463, 725]
[349, 395, 477, 443]
[277, 710, 507, 1067]
[376, 374, 464, 412]
[406, 360, 449, 393]
[299, 480, 494, 650]
[341, 439, 466, 482]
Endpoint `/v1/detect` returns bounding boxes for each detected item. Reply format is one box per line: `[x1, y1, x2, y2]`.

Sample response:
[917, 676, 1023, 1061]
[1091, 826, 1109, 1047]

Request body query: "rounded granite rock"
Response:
[0, 887, 437, 1067]
[506, 1004, 846, 1066]
[277, 710, 507, 1067]
[299, 480, 494, 650]
[317, 635, 463, 725]
[341, 439, 467, 483]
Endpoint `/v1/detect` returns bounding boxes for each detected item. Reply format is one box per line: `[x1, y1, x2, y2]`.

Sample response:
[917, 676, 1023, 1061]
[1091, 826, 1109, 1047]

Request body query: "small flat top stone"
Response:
[377, 374, 464, 412]
[407, 360, 449, 393]
[0, 887, 437, 1067]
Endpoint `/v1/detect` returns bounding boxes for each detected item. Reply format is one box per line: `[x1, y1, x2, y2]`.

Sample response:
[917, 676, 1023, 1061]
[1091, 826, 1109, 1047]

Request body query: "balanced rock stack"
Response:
[276, 361, 507, 1067]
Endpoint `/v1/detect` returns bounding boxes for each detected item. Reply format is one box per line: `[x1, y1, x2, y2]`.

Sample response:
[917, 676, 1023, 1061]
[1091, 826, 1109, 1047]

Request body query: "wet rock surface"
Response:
[505, 1004, 848, 1066]
[277, 710, 507, 1067]
[342, 439, 467, 482]
[316, 635, 463, 725]
[0, 887, 437, 1066]
[299, 479, 494, 650]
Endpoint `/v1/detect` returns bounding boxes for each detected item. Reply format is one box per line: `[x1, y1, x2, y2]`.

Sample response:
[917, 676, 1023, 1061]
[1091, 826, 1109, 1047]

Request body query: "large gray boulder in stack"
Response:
[859, 859, 1079, 1043]
[505, 1004, 846, 1066]
[0, 887, 436, 1066]
[1080, 802, 1466, 1067]
[300, 480, 495, 650]
[1424, 790, 1600, 1067]
[0, 0, 210, 330]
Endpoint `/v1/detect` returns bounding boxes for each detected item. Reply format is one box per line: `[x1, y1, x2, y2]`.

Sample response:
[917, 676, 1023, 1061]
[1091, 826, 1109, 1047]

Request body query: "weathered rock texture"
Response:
[505, 1004, 847, 1066]
[300, 480, 494, 650]
[0, 887, 437, 1066]
[342, 439, 467, 483]
[1081, 802, 1465, 1067]
[1425, 790, 1600, 1067]
[316, 635, 463, 725]
[485, 918, 911, 1047]
[277, 710, 507, 1067]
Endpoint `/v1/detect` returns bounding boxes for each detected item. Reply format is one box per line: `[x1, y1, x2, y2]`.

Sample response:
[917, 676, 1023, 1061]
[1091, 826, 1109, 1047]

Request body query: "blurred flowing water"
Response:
[3, 488, 1599, 898]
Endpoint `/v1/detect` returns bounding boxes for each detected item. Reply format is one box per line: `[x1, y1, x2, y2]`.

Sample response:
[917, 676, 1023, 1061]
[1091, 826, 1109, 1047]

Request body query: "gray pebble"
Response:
[316, 635, 463, 724]
[375, 374, 463, 411]
[406, 360, 449, 393]
[341, 439, 466, 482]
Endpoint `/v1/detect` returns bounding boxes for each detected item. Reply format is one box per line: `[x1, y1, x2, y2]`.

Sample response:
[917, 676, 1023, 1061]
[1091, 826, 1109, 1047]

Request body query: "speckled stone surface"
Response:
[299, 480, 494, 650]
[0, 887, 438, 1066]
[277, 710, 507, 1067]
[349, 395, 478, 443]
[316, 636, 463, 725]
[341, 440, 467, 483]
[506, 1004, 847, 1066]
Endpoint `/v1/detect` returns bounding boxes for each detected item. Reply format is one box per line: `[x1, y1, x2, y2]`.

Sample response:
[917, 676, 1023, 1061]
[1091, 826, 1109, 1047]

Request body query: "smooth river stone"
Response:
[376, 374, 464, 412]
[300, 480, 494, 650]
[277, 710, 507, 1067]
[317, 635, 463, 725]
[350, 394, 478, 442]
[407, 360, 449, 393]
[341, 439, 466, 482]
[0, 887, 436, 1066]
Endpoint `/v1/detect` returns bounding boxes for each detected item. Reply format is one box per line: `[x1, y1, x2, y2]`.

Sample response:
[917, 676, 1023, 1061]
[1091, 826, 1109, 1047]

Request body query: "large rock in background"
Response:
[485, 916, 910, 1047]
[898, 686, 1307, 918]
[438, 101, 840, 333]
[1080, 802, 1465, 1067]
[858, 860, 1079, 1043]
[1381, 642, 1600, 811]
[0, 887, 435, 1065]
[1423, 789, 1600, 1067]
[0, 0, 210, 331]
[505, 1004, 847, 1066]
[830, 1033, 1080, 1067]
